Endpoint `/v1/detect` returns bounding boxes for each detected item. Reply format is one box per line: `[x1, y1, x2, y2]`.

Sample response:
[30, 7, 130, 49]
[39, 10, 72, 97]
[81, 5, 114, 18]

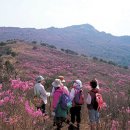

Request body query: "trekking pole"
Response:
[48, 96, 52, 117]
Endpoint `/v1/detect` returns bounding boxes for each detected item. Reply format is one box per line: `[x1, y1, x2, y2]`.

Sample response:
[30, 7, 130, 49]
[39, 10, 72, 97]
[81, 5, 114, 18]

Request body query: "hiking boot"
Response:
[68, 124, 74, 130]
[66, 119, 70, 124]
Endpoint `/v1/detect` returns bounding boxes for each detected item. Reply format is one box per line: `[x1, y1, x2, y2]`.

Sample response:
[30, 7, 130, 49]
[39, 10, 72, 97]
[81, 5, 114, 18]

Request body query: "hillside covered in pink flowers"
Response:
[0, 41, 130, 130]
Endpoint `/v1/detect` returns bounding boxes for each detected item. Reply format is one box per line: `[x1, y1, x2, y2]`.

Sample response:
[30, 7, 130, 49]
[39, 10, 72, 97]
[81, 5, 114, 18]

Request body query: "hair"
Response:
[90, 80, 97, 88]
[37, 81, 41, 83]
[36, 79, 45, 83]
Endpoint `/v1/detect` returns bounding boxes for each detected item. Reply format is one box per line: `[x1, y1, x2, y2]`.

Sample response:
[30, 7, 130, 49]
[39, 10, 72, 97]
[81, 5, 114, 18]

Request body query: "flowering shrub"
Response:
[0, 79, 50, 130]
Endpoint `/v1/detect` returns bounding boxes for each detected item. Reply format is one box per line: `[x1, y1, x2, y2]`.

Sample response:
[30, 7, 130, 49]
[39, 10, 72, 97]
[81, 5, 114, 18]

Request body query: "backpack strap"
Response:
[61, 86, 69, 95]
[74, 88, 82, 94]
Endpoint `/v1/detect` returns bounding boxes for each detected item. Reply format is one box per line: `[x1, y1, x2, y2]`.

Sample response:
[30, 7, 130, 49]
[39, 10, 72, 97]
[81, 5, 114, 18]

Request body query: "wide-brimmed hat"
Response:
[52, 79, 63, 88]
[58, 76, 65, 83]
[35, 75, 44, 82]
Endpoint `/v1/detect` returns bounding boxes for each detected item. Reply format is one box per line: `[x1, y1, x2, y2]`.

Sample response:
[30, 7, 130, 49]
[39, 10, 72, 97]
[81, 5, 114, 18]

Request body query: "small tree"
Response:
[11, 52, 17, 57]
[4, 60, 15, 78]
[32, 41, 37, 44]
[61, 48, 65, 52]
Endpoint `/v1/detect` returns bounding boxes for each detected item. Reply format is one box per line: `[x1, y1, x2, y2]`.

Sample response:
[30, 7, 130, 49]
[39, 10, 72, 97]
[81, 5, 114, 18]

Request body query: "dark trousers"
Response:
[37, 103, 46, 113]
[55, 117, 66, 129]
[70, 106, 81, 124]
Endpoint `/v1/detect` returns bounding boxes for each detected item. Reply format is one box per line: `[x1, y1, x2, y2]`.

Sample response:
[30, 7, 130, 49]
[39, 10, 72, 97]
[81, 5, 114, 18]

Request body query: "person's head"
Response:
[35, 75, 45, 84]
[52, 79, 63, 88]
[90, 80, 97, 89]
[73, 79, 82, 89]
[58, 76, 65, 83]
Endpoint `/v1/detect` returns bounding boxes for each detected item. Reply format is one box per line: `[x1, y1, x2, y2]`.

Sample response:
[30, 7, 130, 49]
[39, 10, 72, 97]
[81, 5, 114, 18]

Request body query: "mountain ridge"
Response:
[0, 24, 130, 66]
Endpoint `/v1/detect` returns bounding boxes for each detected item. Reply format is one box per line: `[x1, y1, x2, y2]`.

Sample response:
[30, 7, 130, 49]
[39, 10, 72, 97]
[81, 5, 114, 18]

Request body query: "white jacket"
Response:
[34, 83, 50, 104]
[70, 88, 75, 101]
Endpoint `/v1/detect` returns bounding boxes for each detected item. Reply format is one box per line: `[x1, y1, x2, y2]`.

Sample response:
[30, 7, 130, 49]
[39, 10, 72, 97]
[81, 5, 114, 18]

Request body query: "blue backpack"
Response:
[59, 93, 72, 110]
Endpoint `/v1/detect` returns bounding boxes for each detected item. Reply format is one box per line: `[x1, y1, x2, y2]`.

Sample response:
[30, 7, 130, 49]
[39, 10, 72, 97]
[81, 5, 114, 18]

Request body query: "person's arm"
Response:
[95, 78, 100, 89]
[70, 88, 75, 101]
[51, 86, 55, 96]
[39, 84, 50, 97]
[86, 93, 91, 104]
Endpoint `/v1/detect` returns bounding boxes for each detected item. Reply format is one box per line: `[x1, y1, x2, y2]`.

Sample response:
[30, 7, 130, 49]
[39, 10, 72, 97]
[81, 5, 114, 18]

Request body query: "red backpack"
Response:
[89, 90, 105, 111]
[73, 89, 84, 106]
[95, 93, 104, 111]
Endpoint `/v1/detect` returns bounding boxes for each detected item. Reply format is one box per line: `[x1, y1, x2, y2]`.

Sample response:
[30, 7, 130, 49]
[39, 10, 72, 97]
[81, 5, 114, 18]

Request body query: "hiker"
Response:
[51, 79, 71, 130]
[51, 79, 64, 113]
[55, 93, 72, 130]
[34, 75, 50, 114]
[51, 79, 65, 127]
[86, 80, 100, 130]
[51, 76, 69, 96]
[69, 79, 84, 130]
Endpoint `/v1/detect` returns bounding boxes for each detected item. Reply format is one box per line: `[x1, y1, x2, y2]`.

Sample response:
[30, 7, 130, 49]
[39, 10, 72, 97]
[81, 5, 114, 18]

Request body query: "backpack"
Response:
[59, 93, 72, 110]
[73, 89, 84, 106]
[95, 93, 104, 111]
[88, 90, 105, 111]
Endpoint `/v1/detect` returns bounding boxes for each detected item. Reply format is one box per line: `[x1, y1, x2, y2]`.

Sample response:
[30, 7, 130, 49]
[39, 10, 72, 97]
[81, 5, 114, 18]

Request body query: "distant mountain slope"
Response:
[0, 24, 130, 66]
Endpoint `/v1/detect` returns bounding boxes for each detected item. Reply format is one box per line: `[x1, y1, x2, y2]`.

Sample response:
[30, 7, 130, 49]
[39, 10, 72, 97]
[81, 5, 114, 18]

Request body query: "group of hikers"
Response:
[34, 75, 103, 130]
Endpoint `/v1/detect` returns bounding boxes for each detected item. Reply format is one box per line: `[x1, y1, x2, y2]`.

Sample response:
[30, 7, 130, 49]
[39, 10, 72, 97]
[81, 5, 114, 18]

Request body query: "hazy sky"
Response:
[0, 0, 130, 36]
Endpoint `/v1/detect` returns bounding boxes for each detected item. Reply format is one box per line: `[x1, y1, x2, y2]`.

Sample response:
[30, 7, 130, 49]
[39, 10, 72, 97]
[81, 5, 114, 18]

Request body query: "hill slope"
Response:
[0, 24, 130, 66]
[6, 41, 130, 89]
[1, 41, 130, 129]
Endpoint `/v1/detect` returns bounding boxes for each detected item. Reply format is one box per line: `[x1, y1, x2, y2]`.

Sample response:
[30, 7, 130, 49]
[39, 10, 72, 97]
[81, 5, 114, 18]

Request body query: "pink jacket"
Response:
[52, 86, 69, 110]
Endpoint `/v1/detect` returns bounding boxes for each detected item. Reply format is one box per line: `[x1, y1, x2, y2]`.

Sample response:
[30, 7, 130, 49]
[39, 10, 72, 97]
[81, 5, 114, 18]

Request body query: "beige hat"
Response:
[58, 76, 65, 83]
[52, 79, 63, 88]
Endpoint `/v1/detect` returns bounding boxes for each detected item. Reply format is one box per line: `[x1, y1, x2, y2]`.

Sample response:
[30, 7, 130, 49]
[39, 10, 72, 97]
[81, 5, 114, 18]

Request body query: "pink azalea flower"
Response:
[25, 101, 43, 118]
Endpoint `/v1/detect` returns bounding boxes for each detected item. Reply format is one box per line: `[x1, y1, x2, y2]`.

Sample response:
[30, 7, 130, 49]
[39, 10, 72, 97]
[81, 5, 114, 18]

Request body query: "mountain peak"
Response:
[63, 23, 97, 32]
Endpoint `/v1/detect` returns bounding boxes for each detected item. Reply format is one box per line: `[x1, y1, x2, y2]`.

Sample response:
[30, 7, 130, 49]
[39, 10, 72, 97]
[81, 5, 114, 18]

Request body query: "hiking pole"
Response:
[48, 96, 52, 117]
